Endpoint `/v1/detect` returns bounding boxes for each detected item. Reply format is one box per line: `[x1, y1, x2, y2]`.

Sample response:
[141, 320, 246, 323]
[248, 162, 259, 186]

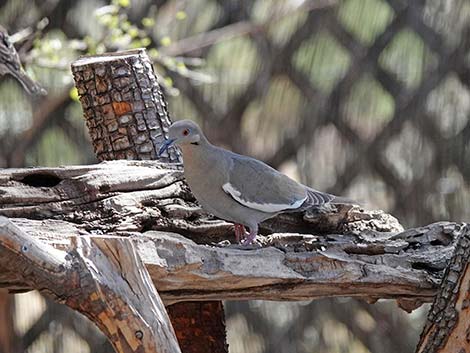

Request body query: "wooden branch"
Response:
[0, 161, 460, 309]
[0, 216, 181, 353]
[416, 224, 470, 353]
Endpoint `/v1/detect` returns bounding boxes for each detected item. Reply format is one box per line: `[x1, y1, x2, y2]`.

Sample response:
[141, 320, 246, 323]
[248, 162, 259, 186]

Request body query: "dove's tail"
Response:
[288, 187, 334, 213]
[305, 187, 335, 207]
[297, 188, 360, 212]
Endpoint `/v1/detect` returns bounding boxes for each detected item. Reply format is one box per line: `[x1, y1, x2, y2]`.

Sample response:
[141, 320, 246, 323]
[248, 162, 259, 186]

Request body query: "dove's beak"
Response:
[158, 138, 176, 157]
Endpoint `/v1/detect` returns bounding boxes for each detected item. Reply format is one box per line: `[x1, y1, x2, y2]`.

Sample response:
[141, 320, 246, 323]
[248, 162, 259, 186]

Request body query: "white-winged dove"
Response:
[159, 120, 340, 244]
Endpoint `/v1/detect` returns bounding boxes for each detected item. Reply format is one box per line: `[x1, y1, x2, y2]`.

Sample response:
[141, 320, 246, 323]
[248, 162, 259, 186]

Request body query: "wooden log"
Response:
[71, 49, 181, 163]
[0, 217, 181, 353]
[0, 162, 461, 308]
[416, 224, 470, 353]
[71, 49, 225, 353]
[0, 217, 455, 307]
[0, 161, 402, 238]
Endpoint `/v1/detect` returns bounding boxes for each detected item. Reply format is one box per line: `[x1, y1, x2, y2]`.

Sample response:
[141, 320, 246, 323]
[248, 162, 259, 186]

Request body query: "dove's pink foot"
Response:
[234, 224, 247, 243]
[242, 225, 258, 245]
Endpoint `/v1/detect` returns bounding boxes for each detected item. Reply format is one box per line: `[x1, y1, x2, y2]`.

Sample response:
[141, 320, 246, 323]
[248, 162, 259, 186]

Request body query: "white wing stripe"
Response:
[222, 182, 306, 213]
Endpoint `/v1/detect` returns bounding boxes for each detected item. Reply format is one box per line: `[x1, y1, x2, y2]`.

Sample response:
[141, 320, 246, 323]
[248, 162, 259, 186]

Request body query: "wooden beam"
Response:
[0, 216, 454, 307]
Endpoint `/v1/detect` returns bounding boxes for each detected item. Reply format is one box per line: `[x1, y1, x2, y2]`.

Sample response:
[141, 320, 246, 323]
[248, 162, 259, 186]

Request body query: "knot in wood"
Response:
[135, 330, 143, 340]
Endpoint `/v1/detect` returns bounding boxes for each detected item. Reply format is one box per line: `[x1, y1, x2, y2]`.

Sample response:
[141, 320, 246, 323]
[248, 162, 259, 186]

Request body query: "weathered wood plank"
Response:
[0, 160, 403, 237]
[3, 219, 455, 307]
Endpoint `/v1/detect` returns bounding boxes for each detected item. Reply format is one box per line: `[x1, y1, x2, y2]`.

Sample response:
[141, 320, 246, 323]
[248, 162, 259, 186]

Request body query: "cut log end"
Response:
[71, 48, 147, 67]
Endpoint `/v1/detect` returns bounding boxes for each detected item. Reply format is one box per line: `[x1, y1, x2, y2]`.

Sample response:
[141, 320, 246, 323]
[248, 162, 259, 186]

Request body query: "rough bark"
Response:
[416, 224, 470, 353]
[71, 49, 181, 163]
[0, 217, 181, 353]
[0, 161, 460, 308]
[71, 49, 224, 353]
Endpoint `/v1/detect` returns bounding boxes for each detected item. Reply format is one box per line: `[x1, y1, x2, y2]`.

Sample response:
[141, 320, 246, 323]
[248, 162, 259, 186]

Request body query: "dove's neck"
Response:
[179, 137, 215, 166]
[179, 138, 225, 189]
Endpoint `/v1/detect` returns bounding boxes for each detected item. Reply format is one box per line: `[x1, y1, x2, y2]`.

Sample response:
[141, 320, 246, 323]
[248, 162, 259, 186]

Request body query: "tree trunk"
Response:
[71, 49, 227, 353]
[167, 302, 228, 353]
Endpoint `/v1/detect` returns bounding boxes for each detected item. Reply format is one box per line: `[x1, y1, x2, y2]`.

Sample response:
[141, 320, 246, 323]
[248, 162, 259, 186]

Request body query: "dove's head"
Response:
[158, 120, 206, 156]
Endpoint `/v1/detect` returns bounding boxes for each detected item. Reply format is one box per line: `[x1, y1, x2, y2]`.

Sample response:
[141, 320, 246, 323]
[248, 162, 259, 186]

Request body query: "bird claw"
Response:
[233, 223, 260, 246]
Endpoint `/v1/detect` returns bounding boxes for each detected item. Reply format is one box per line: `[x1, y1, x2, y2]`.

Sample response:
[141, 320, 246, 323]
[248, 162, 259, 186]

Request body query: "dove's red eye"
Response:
[182, 129, 189, 136]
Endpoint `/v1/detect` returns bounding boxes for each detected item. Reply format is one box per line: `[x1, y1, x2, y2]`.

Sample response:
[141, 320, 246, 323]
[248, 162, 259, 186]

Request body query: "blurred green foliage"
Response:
[293, 31, 351, 93]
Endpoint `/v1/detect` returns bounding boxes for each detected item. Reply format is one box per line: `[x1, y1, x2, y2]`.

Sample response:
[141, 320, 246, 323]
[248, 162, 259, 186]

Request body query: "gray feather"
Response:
[224, 155, 308, 211]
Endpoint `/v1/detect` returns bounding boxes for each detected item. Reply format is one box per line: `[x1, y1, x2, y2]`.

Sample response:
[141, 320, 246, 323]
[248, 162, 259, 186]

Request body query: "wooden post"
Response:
[71, 49, 228, 353]
[416, 224, 470, 353]
[167, 302, 228, 353]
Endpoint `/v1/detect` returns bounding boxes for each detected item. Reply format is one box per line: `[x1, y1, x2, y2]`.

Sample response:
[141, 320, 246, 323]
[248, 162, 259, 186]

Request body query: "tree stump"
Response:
[71, 49, 228, 353]
[71, 49, 181, 163]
